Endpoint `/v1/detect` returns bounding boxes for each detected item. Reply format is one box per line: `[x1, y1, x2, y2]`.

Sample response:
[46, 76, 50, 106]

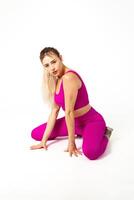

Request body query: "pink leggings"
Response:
[31, 107, 108, 160]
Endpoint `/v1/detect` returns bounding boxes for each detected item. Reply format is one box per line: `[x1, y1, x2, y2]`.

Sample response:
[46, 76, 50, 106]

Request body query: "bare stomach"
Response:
[73, 103, 92, 118]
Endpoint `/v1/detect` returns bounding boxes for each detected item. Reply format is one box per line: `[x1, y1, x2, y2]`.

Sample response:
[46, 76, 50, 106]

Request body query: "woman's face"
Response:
[42, 53, 63, 78]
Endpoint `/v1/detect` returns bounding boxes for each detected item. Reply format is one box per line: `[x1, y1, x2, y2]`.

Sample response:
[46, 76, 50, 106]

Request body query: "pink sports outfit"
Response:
[31, 70, 108, 160]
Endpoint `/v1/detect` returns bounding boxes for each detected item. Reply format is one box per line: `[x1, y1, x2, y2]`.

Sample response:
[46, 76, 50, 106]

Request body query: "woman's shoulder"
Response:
[62, 69, 82, 89]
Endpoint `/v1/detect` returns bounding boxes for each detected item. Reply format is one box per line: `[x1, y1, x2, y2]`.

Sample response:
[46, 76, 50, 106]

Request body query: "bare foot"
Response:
[105, 126, 113, 139]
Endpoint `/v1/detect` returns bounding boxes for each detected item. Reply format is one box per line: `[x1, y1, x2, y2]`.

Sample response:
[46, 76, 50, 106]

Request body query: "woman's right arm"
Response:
[30, 102, 60, 150]
[41, 104, 60, 143]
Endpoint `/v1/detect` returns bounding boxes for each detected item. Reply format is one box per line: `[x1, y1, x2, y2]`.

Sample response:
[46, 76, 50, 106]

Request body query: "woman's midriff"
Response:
[73, 103, 92, 118]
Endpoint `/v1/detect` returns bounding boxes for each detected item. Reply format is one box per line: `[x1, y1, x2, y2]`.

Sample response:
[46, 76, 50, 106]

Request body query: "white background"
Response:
[0, 0, 134, 199]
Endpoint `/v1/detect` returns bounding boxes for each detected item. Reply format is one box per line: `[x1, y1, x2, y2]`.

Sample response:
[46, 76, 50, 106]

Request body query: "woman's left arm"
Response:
[63, 74, 82, 157]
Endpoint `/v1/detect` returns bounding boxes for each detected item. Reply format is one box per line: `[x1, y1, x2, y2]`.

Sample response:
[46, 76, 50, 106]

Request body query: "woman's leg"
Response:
[82, 120, 108, 160]
[31, 116, 69, 141]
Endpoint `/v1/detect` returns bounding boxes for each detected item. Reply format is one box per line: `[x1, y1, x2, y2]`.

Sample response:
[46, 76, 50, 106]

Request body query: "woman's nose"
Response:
[50, 65, 55, 71]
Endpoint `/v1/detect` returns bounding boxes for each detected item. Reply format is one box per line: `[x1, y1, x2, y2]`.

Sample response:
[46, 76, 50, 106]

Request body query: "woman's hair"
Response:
[40, 47, 60, 62]
[40, 47, 61, 108]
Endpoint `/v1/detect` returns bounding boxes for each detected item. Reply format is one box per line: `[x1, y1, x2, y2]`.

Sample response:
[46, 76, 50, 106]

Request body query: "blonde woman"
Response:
[30, 47, 113, 160]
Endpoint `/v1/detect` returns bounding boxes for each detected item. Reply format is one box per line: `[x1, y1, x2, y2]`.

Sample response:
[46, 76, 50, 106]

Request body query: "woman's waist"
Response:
[74, 103, 92, 118]
[74, 105, 105, 124]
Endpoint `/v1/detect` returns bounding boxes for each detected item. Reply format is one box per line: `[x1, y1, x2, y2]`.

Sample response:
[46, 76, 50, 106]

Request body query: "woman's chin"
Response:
[55, 71, 60, 77]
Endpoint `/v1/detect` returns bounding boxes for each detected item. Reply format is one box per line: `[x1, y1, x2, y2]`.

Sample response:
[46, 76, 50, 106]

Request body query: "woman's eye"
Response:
[44, 65, 48, 68]
[43, 61, 56, 67]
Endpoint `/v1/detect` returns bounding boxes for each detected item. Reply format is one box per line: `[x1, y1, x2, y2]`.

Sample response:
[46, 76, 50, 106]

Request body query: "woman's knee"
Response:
[31, 127, 41, 141]
[31, 122, 47, 141]
[82, 146, 99, 160]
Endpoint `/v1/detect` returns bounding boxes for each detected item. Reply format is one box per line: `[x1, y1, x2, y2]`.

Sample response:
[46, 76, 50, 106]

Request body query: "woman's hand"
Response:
[64, 141, 82, 157]
[30, 141, 48, 150]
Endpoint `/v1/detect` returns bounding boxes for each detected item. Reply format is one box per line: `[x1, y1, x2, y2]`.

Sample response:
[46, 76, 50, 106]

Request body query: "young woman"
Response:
[30, 47, 113, 160]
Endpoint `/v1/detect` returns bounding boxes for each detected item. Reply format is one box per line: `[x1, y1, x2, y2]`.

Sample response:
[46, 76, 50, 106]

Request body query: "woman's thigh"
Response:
[82, 120, 106, 149]
[31, 115, 83, 141]
[31, 116, 69, 141]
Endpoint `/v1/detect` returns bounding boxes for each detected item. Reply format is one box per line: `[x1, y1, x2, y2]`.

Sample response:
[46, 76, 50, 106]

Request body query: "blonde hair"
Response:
[41, 69, 58, 108]
[40, 47, 61, 108]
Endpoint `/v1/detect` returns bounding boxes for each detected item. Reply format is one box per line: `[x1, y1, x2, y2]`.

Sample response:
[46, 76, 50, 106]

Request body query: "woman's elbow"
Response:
[65, 110, 74, 117]
[51, 109, 59, 118]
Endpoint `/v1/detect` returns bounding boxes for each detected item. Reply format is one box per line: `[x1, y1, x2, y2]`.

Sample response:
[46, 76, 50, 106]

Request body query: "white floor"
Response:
[0, 107, 134, 200]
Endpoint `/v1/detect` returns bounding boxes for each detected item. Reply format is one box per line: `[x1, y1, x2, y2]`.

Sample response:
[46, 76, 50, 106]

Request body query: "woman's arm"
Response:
[30, 102, 60, 150]
[63, 74, 82, 156]
[41, 103, 60, 143]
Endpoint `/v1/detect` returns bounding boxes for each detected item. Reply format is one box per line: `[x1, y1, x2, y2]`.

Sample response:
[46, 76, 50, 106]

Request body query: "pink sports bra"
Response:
[54, 70, 89, 111]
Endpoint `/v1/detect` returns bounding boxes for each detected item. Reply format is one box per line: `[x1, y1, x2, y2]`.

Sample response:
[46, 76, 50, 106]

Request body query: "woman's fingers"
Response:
[69, 150, 78, 157]
[43, 145, 48, 150]
[30, 143, 48, 150]
[69, 151, 72, 157]
[64, 146, 82, 157]
[77, 149, 82, 155]
[30, 145, 40, 150]
[71, 149, 82, 157]
[74, 151, 78, 157]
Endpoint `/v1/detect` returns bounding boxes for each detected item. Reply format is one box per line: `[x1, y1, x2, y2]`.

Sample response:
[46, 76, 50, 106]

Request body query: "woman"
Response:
[30, 47, 113, 160]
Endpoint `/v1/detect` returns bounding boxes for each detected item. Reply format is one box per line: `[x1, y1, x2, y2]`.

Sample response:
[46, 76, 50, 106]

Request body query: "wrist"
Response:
[68, 139, 75, 144]
[41, 138, 47, 143]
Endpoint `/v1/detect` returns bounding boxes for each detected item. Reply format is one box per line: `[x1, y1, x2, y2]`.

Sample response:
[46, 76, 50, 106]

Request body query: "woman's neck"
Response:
[57, 65, 70, 79]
